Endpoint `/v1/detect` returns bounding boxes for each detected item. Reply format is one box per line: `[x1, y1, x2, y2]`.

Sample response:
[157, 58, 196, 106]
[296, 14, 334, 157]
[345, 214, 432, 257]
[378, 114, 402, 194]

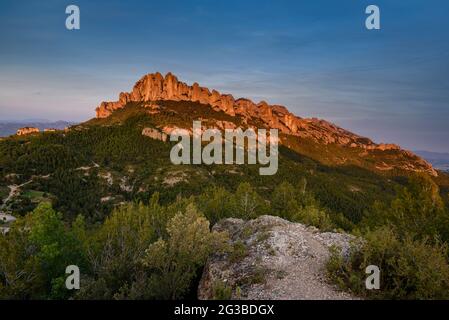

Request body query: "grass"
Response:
[211, 281, 233, 300]
[240, 225, 254, 239]
[229, 241, 248, 263]
[22, 190, 47, 203]
[238, 267, 267, 286]
[256, 231, 271, 243]
[23, 190, 45, 198]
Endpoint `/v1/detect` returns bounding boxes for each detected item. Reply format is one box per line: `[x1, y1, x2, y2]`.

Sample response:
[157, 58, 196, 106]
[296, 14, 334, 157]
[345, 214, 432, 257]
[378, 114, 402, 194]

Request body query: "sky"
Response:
[0, 0, 448, 152]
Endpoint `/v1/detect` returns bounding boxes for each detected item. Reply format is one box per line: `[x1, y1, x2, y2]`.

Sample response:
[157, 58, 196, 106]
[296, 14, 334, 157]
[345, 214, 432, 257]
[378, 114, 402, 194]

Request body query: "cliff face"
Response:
[97, 73, 380, 147]
[95, 72, 437, 176]
[96, 72, 236, 118]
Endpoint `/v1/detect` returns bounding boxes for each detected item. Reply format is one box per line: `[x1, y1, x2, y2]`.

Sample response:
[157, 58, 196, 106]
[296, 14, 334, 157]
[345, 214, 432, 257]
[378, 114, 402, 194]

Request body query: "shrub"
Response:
[196, 186, 236, 224]
[232, 182, 268, 220]
[327, 226, 449, 299]
[0, 203, 86, 299]
[229, 241, 248, 263]
[212, 281, 233, 300]
[294, 205, 333, 230]
[271, 181, 300, 219]
[141, 204, 228, 299]
[270, 181, 333, 230]
[361, 176, 449, 242]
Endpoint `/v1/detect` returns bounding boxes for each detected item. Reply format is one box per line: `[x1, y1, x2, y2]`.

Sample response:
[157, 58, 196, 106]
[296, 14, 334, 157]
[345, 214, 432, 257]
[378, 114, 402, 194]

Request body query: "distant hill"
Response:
[0, 121, 74, 137]
[415, 150, 449, 172]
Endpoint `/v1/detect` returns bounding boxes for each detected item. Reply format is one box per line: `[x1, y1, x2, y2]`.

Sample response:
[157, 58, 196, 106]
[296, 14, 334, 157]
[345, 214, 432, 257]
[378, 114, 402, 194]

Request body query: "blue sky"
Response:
[0, 0, 448, 152]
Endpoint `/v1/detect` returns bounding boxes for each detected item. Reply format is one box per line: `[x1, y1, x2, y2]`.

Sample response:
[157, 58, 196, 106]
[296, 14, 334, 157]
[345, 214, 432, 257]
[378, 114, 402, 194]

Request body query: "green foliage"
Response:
[270, 181, 333, 230]
[361, 176, 449, 242]
[0, 203, 86, 299]
[229, 241, 248, 263]
[76, 198, 166, 298]
[27, 203, 86, 286]
[271, 181, 301, 219]
[211, 281, 233, 300]
[233, 182, 268, 220]
[140, 204, 228, 299]
[328, 178, 449, 299]
[295, 205, 333, 231]
[75, 198, 228, 300]
[327, 226, 449, 299]
[0, 219, 43, 299]
[196, 186, 236, 224]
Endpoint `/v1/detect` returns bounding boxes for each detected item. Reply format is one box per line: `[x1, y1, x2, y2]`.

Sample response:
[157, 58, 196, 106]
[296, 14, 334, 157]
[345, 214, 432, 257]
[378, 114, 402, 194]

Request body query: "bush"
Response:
[233, 182, 268, 220]
[0, 203, 86, 299]
[229, 241, 248, 263]
[141, 204, 228, 299]
[361, 176, 449, 242]
[327, 226, 449, 299]
[211, 281, 233, 300]
[270, 181, 333, 230]
[271, 181, 300, 219]
[295, 205, 333, 231]
[196, 186, 236, 224]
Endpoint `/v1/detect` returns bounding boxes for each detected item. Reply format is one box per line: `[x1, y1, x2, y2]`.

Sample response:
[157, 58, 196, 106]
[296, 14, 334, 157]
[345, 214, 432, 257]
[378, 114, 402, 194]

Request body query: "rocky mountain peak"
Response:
[95, 72, 437, 176]
[96, 72, 360, 142]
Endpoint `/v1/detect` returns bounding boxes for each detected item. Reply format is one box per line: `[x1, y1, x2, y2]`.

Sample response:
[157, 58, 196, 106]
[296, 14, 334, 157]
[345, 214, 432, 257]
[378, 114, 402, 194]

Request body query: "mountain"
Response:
[415, 150, 449, 172]
[1, 71, 447, 225]
[0, 120, 73, 137]
[96, 72, 437, 177]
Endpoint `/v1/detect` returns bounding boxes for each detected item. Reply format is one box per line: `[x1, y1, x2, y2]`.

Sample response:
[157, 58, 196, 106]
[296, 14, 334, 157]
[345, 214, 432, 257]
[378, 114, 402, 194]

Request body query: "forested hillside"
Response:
[1, 101, 411, 224]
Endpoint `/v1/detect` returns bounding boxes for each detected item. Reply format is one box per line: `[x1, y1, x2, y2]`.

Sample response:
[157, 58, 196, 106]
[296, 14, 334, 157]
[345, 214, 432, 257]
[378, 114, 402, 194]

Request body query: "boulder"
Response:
[198, 215, 358, 300]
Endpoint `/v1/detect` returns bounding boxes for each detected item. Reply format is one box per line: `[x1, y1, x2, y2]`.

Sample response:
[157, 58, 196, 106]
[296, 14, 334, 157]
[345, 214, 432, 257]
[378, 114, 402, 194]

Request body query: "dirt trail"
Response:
[1, 180, 33, 211]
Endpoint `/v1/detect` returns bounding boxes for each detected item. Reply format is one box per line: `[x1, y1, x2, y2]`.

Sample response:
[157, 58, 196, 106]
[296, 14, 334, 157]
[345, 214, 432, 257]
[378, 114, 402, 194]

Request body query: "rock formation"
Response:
[141, 127, 168, 142]
[16, 127, 40, 136]
[95, 72, 437, 176]
[198, 215, 358, 300]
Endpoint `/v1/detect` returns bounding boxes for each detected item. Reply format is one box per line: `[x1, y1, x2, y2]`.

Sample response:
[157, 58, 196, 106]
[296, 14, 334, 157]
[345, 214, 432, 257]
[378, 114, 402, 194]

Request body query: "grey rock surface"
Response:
[198, 215, 358, 300]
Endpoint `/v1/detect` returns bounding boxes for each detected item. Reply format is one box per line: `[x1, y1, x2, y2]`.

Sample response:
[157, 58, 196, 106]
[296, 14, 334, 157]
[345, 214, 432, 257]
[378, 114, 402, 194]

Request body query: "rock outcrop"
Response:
[198, 215, 358, 300]
[141, 127, 167, 142]
[16, 127, 40, 136]
[95, 72, 437, 176]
